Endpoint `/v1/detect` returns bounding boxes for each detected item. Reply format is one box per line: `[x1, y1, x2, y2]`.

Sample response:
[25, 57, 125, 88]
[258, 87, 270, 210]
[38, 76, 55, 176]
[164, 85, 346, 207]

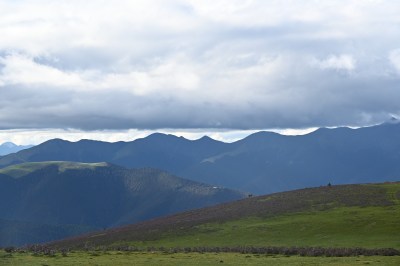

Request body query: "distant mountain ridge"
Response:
[0, 122, 400, 194]
[0, 161, 244, 246]
[0, 142, 34, 156]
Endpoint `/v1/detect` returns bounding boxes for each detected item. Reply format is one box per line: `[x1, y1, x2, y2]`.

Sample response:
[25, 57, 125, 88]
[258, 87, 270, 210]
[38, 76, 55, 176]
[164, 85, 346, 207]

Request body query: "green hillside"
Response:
[50, 182, 400, 250]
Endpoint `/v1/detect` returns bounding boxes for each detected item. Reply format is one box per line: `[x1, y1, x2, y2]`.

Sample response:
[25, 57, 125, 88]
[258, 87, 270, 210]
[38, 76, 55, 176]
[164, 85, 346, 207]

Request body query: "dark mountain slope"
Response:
[1, 123, 400, 194]
[0, 162, 244, 246]
[0, 219, 96, 247]
[183, 123, 400, 193]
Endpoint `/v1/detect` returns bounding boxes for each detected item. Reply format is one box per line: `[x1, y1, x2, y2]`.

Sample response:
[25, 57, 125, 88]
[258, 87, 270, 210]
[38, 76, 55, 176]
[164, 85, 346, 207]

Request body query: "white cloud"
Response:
[389, 49, 400, 74]
[313, 54, 356, 71]
[0, 0, 400, 137]
[0, 54, 84, 87]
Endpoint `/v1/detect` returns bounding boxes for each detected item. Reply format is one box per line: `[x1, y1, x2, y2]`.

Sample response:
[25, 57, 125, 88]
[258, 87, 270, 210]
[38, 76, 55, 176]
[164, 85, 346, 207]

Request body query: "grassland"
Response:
[52, 182, 400, 250]
[0, 161, 108, 178]
[1, 250, 399, 266]
[122, 205, 399, 249]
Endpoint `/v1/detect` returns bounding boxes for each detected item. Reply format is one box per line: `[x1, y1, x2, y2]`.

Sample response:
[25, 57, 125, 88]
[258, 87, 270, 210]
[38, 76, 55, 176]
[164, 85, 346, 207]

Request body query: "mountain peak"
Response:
[196, 135, 215, 142]
[0, 142, 34, 156]
[44, 138, 70, 144]
[142, 133, 190, 143]
[1, 142, 17, 148]
[146, 133, 174, 139]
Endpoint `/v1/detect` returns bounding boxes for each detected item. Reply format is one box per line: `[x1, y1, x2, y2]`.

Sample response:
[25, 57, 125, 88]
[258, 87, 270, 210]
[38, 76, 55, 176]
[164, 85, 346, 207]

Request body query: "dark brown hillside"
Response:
[49, 182, 399, 249]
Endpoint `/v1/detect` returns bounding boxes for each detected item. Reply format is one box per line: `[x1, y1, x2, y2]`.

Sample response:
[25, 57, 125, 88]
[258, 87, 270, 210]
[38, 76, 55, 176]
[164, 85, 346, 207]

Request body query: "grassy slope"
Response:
[1, 250, 399, 266]
[50, 182, 400, 249]
[135, 205, 399, 249]
[0, 161, 108, 178]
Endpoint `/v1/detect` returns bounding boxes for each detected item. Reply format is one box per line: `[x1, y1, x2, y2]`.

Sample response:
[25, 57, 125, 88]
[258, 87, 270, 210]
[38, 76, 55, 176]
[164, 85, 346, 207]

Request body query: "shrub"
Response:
[4, 246, 15, 253]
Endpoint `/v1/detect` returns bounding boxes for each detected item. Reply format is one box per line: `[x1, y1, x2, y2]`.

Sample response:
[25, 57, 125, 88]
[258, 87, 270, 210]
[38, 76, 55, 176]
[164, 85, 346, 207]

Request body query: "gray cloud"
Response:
[0, 0, 400, 132]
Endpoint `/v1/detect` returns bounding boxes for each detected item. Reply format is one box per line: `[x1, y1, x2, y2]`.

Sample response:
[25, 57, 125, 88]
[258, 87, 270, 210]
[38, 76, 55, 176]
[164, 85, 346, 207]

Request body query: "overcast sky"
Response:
[1, 0, 400, 144]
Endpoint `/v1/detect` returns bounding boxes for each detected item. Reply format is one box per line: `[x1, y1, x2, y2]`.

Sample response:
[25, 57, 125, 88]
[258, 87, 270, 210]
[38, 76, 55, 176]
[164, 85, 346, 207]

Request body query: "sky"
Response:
[0, 0, 400, 145]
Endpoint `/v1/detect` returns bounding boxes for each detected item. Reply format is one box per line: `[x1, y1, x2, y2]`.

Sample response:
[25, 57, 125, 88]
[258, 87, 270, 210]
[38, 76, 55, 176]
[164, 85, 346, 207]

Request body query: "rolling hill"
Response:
[0, 122, 400, 194]
[0, 161, 245, 246]
[49, 182, 400, 250]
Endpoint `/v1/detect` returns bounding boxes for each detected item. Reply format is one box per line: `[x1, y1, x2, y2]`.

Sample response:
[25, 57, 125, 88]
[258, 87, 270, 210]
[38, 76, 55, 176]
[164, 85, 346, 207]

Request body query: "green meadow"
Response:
[113, 205, 399, 249]
[1, 250, 399, 266]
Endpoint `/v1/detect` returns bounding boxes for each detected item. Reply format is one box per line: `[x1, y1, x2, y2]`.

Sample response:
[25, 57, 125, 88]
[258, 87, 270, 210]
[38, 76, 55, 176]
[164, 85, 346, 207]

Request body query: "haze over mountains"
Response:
[1, 121, 400, 194]
[0, 142, 34, 156]
[0, 162, 244, 246]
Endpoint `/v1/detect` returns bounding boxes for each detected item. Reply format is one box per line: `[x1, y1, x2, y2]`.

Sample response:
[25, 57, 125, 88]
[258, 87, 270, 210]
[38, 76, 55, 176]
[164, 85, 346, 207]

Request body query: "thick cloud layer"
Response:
[1, 0, 400, 131]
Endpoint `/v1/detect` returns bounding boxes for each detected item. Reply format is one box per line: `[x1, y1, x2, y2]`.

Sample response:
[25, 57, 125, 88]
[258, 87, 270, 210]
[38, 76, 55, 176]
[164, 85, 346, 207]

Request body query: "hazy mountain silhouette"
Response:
[0, 142, 34, 156]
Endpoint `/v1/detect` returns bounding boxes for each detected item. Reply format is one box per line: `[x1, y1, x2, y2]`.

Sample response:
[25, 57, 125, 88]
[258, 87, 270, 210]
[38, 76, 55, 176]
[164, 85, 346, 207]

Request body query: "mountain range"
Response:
[1, 122, 399, 194]
[0, 161, 244, 246]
